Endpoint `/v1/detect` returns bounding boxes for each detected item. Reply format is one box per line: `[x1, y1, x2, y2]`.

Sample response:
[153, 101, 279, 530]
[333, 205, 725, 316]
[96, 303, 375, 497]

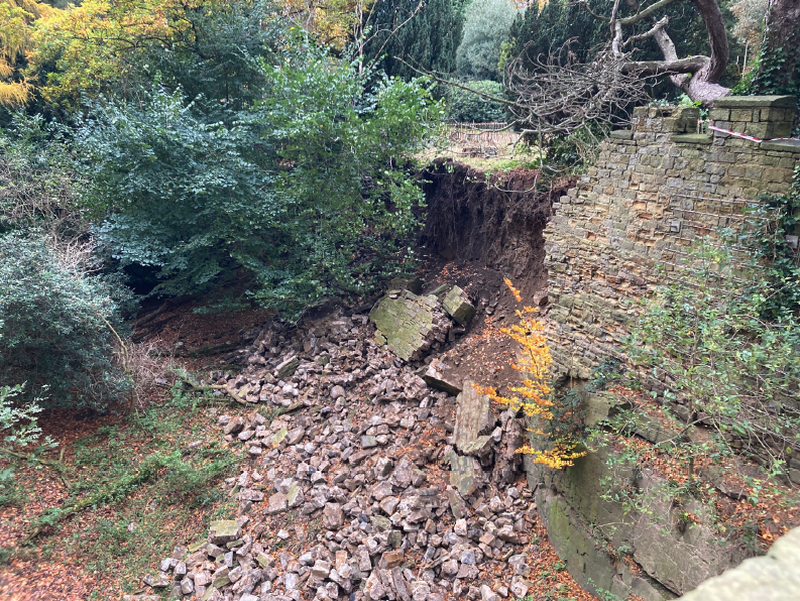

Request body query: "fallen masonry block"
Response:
[443, 286, 476, 326]
[422, 361, 462, 395]
[208, 520, 240, 545]
[370, 290, 451, 361]
[453, 381, 492, 453]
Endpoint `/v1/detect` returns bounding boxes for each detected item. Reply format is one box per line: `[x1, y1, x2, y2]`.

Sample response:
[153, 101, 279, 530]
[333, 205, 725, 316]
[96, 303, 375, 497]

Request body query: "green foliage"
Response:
[0, 384, 44, 449]
[627, 201, 800, 464]
[141, 0, 283, 112]
[748, 166, 800, 319]
[0, 113, 79, 234]
[456, 0, 518, 81]
[0, 233, 130, 410]
[444, 80, 506, 122]
[362, 0, 463, 79]
[80, 48, 441, 318]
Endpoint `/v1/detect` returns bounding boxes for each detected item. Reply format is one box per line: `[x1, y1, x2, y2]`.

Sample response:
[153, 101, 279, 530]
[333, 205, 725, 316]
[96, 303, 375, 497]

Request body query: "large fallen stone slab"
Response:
[453, 381, 492, 453]
[443, 286, 476, 326]
[370, 290, 451, 361]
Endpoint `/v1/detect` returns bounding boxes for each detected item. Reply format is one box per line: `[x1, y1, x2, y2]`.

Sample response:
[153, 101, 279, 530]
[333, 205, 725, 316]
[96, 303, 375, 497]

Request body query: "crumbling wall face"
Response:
[544, 96, 800, 379]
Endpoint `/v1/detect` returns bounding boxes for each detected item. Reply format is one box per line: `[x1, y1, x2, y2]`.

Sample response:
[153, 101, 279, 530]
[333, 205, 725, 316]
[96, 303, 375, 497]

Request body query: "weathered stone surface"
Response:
[678, 527, 800, 601]
[275, 356, 300, 378]
[208, 520, 240, 545]
[453, 382, 491, 453]
[442, 286, 476, 326]
[448, 451, 484, 496]
[369, 290, 450, 361]
[422, 362, 462, 395]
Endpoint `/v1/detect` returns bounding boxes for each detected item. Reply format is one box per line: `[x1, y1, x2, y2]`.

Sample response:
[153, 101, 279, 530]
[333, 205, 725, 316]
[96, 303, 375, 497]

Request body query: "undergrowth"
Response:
[0, 381, 244, 597]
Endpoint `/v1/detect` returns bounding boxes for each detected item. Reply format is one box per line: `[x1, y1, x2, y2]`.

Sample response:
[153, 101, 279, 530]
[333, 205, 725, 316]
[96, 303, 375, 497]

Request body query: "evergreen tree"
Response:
[363, 0, 463, 79]
[456, 0, 518, 81]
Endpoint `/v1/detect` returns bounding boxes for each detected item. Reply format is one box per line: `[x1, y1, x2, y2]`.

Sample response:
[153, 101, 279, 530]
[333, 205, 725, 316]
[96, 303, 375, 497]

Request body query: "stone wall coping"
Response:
[671, 133, 712, 145]
[609, 130, 633, 140]
[713, 95, 797, 109]
[760, 139, 800, 152]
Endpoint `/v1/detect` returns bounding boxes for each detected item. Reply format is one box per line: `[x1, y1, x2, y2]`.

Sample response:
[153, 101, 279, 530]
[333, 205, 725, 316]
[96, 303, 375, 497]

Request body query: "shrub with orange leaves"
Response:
[476, 278, 586, 469]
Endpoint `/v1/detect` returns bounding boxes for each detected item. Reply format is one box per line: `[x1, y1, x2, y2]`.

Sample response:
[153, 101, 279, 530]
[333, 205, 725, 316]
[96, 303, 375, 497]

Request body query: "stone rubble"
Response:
[140, 291, 539, 601]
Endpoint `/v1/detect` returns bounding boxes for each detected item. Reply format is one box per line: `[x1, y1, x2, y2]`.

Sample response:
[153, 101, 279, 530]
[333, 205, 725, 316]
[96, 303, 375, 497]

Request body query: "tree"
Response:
[79, 50, 440, 318]
[729, 0, 769, 68]
[575, 0, 731, 103]
[0, 0, 56, 106]
[0, 232, 130, 410]
[360, 0, 463, 79]
[26, 0, 282, 112]
[456, 0, 519, 81]
[748, 0, 800, 97]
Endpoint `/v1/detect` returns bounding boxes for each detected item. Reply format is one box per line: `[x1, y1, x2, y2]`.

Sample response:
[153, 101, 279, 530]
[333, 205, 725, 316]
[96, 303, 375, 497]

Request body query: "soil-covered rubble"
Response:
[133, 295, 549, 601]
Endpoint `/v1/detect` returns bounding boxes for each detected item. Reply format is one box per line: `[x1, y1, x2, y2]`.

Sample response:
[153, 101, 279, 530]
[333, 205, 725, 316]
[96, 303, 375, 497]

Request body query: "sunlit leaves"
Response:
[477, 279, 586, 469]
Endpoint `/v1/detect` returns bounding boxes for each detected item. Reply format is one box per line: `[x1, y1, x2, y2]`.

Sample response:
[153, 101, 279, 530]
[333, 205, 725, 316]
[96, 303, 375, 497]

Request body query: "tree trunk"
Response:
[751, 0, 800, 95]
[652, 0, 730, 104]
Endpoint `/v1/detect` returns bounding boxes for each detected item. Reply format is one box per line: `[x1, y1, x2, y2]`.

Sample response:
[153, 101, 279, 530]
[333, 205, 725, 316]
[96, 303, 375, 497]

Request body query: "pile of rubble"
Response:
[132, 286, 543, 601]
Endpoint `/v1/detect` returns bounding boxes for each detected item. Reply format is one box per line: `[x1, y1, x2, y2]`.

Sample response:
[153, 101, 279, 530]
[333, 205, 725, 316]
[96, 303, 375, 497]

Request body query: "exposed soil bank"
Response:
[420, 160, 571, 301]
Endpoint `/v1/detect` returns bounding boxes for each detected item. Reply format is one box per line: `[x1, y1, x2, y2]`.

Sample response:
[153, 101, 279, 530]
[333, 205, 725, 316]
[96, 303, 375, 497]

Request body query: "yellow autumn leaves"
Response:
[476, 278, 585, 469]
[0, 0, 372, 108]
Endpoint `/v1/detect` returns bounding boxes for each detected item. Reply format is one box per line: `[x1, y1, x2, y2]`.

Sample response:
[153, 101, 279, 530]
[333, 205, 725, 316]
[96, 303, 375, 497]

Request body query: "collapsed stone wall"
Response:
[421, 160, 564, 298]
[544, 95, 800, 380]
[529, 96, 800, 601]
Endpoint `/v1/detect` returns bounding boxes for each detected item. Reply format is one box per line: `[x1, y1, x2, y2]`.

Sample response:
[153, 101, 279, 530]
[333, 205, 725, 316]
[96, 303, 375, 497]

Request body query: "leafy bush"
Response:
[445, 80, 506, 122]
[628, 228, 800, 465]
[79, 50, 441, 318]
[0, 233, 130, 410]
[0, 113, 79, 235]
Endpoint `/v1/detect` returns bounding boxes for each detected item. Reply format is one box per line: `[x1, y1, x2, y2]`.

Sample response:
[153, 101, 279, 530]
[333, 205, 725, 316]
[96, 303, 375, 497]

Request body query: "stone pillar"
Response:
[709, 95, 797, 140]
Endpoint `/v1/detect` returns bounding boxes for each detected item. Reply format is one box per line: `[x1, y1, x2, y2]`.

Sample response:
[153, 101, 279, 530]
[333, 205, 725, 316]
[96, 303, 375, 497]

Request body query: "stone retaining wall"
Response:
[529, 96, 800, 601]
[543, 95, 800, 380]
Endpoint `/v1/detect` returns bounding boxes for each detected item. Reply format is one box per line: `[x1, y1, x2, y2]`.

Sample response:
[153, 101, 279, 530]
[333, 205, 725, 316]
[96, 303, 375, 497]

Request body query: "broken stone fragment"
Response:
[324, 502, 345, 529]
[453, 382, 492, 453]
[143, 573, 171, 588]
[443, 286, 476, 326]
[238, 489, 264, 502]
[422, 362, 462, 396]
[448, 451, 484, 496]
[311, 559, 332, 579]
[269, 427, 288, 448]
[223, 417, 244, 436]
[180, 578, 195, 595]
[208, 520, 240, 545]
[480, 584, 499, 601]
[447, 487, 465, 519]
[267, 492, 288, 515]
[275, 356, 300, 378]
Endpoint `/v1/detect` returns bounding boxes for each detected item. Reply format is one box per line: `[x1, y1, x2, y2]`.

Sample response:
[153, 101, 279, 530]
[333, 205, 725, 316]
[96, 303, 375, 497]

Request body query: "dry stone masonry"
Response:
[543, 95, 800, 380]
